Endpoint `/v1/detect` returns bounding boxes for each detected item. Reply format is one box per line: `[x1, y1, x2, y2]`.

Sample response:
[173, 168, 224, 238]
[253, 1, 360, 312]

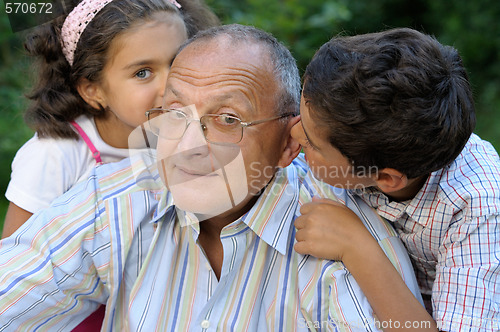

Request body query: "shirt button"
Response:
[201, 320, 210, 329]
[205, 262, 211, 270]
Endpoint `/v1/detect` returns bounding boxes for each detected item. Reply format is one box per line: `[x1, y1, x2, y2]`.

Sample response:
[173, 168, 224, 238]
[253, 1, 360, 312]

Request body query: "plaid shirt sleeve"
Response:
[360, 135, 500, 331]
[433, 213, 500, 331]
[429, 136, 500, 331]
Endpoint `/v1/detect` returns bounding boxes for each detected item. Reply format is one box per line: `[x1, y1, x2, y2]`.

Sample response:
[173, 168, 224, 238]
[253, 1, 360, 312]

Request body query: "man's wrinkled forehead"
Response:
[166, 36, 277, 108]
[171, 36, 270, 76]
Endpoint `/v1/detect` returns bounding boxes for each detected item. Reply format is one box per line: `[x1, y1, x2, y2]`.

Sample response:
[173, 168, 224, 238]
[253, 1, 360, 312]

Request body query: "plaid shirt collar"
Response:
[353, 167, 446, 227]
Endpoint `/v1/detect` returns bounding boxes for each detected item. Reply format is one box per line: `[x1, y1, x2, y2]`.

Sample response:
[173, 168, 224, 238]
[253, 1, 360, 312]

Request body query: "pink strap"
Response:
[71, 121, 103, 164]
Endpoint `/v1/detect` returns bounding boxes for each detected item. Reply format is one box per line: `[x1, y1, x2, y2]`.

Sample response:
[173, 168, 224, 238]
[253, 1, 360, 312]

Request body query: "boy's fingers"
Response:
[299, 203, 312, 214]
[294, 215, 305, 229]
[295, 228, 305, 242]
[294, 240, 312, 255]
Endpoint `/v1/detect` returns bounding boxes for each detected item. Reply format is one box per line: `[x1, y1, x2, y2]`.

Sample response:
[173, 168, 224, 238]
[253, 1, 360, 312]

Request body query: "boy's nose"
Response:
[290, 120, 303, 139]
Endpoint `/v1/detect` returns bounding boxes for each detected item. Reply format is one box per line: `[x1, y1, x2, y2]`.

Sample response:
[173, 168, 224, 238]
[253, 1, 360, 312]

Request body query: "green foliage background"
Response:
[1, 0, 499, 227]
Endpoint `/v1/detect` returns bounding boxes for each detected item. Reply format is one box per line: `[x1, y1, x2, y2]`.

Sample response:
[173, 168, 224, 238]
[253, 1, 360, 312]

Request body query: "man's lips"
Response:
[175, 165, 218, 177]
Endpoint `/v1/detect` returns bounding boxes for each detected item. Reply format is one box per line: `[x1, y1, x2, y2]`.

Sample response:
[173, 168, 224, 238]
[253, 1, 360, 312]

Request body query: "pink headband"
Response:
[61, 0, 182, 66]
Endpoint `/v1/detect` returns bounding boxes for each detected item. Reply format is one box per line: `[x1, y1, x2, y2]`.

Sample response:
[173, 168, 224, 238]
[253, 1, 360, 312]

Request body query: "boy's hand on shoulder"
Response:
[294, 197, 377, 263]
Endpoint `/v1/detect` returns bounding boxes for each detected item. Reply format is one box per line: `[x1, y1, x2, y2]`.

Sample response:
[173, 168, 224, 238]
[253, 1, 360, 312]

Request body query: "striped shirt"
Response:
[355, 134, 500, 331]
[0, 155, 421, 331]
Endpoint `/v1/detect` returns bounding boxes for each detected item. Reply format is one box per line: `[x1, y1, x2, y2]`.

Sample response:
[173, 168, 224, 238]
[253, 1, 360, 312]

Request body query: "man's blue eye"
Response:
[221, 115, 238, 125]
[216, 114, 241, 126]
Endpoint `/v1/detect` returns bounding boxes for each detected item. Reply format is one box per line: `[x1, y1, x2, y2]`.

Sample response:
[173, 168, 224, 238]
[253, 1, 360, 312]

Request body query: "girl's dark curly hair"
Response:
[24, 0, 219, 139]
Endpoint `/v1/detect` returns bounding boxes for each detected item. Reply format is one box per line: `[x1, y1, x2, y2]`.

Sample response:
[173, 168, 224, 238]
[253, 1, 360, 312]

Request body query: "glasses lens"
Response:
[201, 114, 243, 144]
[148, 110, 187, 139]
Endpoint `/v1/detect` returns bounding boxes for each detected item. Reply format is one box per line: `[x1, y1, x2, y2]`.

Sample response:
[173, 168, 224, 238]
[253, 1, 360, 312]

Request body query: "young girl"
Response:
[3, 0, 219, 330]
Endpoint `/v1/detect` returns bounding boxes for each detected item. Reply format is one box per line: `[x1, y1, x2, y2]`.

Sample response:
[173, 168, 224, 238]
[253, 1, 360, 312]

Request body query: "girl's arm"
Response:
[4, 135, 83, 239]
[295, 198, 438, 331]
[2, 202, 34, 238]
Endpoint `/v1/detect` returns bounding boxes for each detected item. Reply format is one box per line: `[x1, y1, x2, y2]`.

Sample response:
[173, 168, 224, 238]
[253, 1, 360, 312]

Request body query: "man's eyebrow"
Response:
[165, 86, 182, 98]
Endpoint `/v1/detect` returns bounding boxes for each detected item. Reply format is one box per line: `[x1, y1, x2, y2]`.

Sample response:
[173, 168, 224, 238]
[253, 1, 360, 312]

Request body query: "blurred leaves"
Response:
[423, 0, 500, 146]
[205, 0, 352, 72]
[0, 13, 34, 204]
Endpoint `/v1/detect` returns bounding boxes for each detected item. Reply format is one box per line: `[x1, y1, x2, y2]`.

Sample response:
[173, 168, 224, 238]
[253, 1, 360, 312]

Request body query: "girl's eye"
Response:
[135, 69, 152, 79]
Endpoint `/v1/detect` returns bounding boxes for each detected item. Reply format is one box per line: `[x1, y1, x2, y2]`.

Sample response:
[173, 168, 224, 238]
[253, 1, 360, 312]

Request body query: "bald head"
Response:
[175, 24, 301, 117]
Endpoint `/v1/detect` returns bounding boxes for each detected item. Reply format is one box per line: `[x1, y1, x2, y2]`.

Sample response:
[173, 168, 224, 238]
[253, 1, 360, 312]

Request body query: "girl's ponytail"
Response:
[24, 16, 95, 139]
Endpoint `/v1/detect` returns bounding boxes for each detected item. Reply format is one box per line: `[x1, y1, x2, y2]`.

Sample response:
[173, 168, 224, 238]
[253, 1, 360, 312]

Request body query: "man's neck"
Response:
[196, 193, 261, 280]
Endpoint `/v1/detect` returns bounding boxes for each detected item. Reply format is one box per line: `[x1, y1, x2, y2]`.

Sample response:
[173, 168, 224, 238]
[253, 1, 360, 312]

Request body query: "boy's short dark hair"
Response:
[303, 28, 476, 179]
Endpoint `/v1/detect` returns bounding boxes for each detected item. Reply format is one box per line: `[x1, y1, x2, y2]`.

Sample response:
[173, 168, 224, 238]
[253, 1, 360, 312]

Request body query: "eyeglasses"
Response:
[145, 108, 295, 145]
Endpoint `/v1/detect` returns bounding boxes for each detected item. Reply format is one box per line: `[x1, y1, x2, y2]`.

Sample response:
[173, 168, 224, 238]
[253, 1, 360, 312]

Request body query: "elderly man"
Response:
[0, 25, 422, 331]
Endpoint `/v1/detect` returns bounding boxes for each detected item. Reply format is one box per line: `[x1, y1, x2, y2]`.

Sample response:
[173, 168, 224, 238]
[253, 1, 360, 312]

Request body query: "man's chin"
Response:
[168, 175, 249, 220]
[171, 189, 235, 221]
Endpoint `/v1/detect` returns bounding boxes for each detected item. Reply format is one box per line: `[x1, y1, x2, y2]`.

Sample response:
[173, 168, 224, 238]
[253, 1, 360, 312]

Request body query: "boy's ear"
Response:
[277, 115, 302, 168]
[373, 168, 408, 193]
[76, 78, 107, 110]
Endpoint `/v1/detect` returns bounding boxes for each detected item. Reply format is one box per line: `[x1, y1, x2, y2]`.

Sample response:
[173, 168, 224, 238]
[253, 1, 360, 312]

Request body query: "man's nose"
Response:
[176, 120, 209, 156]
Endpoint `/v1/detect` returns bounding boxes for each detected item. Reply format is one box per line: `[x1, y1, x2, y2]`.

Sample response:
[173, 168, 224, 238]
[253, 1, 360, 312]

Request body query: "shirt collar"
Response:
[150, 190, 174, 224]
[353, 168, 444, 226]
[239, 167, 299, 255]
[402, 168, 444, 226]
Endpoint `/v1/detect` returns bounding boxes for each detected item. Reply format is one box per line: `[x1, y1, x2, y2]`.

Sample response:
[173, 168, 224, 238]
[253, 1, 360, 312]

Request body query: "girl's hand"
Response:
[294, 197, 378, 263]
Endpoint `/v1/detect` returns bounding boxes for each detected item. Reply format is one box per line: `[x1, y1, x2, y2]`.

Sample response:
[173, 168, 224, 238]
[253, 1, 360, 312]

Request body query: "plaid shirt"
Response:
[355, 134, 500, 331]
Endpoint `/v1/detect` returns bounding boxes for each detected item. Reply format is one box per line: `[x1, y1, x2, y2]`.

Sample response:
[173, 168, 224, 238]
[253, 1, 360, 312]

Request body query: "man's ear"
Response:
[373, 168, 408, 193]
[76, 78, 107, 110]
[277, 115, 302, 168]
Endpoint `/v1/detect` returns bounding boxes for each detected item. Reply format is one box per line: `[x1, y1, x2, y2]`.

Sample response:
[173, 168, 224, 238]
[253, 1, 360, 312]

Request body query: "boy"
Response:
[292, 27, 499, 331]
